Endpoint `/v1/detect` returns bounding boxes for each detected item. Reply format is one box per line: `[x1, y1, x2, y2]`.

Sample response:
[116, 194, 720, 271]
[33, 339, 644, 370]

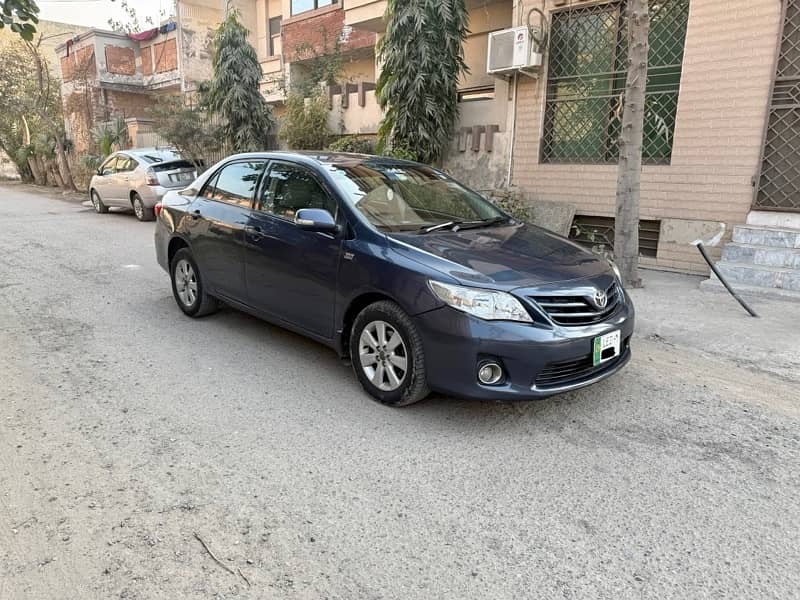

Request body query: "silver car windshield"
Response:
[324, 162, 505, 232]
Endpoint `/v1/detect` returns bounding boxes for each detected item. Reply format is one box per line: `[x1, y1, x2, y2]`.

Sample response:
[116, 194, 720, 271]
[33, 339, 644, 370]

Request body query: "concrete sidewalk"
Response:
[630, 269, 799, 383]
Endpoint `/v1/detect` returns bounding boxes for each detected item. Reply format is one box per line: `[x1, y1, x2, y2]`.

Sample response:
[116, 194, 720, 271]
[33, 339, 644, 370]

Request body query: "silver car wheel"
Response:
[358, 320, 408, 391]
[174, 259, 198, 307]
[91, 192, 100, 212]
[133, 196, 143, 219]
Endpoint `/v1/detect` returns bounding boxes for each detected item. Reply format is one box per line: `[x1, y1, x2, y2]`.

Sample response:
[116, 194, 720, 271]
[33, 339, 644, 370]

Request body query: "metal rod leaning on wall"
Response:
[693, 241, 759, 318]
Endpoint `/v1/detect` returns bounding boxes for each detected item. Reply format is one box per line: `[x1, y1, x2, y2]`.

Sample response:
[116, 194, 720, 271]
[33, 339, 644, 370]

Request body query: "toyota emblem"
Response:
[593, 289, 608, 308]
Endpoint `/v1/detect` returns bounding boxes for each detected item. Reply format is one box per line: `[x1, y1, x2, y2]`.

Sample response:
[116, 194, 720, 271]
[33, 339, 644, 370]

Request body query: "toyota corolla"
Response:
[154, 152, 634, 406]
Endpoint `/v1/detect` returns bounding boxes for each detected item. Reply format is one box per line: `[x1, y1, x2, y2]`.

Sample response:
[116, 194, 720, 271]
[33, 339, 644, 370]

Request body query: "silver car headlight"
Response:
[429, 281, 533, 323]
[608, 260, 622, 283]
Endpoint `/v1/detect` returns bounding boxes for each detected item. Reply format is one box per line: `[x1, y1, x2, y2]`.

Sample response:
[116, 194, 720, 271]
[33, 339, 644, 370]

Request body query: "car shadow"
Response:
[191, 302, 605, 428]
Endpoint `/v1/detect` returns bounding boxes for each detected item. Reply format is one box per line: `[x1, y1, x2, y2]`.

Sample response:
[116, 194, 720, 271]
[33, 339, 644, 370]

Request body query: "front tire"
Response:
[91, 190, 108, 214]
[132, 193, 154, 222]
[170, 248, 218, 317]
[350, 301, 430, 407]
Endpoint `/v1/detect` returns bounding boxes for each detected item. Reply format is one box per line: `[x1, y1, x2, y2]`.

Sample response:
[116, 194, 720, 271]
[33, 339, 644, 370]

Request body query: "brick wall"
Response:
[102, 90, 157, 120]
[141, 46, 153, 76]
[152, 38, 178, 73]
[283, 6, 376, 63]
[60, 46, 96, 82]
[511, 0, 782, 273]
[105, 45, 136, 75]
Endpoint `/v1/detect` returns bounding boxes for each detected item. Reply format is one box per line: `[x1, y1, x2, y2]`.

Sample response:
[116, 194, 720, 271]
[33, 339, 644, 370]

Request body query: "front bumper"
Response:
[414, 298, 635, 401]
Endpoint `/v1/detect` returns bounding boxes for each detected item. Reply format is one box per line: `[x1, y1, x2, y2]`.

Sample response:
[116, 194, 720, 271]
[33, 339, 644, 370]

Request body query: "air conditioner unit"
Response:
[487, 26, 543, 76]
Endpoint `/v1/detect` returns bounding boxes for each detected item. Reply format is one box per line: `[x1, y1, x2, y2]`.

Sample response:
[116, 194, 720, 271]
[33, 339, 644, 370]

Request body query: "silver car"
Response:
[89, 148, 200, 221]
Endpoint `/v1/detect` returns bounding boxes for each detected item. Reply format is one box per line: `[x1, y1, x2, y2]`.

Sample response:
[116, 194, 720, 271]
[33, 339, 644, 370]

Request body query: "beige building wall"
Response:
[511, 0, 781, 273]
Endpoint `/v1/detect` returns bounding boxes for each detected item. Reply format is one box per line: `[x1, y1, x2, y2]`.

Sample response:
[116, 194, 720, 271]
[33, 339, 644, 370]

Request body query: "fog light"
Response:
[478, 362, 504, 385]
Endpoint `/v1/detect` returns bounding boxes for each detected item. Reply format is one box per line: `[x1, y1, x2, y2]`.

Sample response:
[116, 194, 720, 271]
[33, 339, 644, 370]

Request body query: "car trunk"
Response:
[150, 160, 200, 188]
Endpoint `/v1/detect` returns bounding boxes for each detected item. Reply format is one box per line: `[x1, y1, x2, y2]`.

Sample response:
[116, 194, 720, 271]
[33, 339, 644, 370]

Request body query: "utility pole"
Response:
[614, 0, 649, 288]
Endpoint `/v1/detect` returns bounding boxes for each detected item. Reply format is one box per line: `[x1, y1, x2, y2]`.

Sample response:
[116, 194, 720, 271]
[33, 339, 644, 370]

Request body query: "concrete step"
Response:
[732, 224, 800, 248]
[721, 242, 800, 268]
[700, 277, 800, 301]
[714, 261, 800, 291]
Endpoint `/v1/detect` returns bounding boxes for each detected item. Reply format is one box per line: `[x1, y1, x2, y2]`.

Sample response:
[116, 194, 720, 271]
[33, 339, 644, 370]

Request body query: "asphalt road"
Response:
[1, 184, 798, 600]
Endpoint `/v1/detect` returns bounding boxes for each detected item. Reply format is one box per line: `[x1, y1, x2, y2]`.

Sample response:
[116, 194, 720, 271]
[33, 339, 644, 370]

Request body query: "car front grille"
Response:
[534, 337, 631, 389]
[530, 283, 622, 326]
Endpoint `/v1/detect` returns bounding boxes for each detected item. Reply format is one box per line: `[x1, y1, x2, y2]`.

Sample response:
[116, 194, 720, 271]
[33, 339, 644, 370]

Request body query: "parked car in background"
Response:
[155, 152, 634, 406]
[89, 148, 201, 221]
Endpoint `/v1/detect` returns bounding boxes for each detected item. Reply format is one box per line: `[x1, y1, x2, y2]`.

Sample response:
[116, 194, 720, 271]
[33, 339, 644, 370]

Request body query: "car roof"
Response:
[221, 151, 422, 168]
[122, 148, 182, 162]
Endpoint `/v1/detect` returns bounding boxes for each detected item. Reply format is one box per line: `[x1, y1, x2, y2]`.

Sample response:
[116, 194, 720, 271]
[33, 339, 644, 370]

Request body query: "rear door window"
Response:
[201, 161, 266, 207]
[117, 157, 138, 172]
[100, 156, 120, 176]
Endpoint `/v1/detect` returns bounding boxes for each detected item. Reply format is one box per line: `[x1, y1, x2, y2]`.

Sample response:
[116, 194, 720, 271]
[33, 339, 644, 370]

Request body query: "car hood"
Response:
[387, 223, 611, 290]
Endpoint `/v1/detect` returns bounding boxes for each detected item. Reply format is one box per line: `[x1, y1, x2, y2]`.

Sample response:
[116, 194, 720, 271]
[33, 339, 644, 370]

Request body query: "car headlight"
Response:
[429, 280, 533, 323]
[608, 260, 622, 282]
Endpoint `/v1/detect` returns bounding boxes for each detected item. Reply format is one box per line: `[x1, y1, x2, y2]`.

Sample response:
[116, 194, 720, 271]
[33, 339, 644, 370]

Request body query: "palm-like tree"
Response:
[377, 0, 468, 164]
[206, 11, 276, 152]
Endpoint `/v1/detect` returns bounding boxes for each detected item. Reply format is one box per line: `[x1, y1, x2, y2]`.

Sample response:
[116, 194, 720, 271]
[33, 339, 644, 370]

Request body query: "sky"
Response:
[38, 0, 170, 30]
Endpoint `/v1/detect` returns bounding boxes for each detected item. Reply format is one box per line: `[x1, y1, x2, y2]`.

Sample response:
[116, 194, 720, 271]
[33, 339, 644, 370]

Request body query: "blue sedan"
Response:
[154, 152, 634, 406]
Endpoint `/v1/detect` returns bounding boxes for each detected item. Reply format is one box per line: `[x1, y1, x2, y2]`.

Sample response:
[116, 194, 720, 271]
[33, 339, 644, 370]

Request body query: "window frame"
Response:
[254, 160, 340, 225]
[290, 0, 336, 17]
[268, 16, 282, 57]
[198, 159, 268, 209]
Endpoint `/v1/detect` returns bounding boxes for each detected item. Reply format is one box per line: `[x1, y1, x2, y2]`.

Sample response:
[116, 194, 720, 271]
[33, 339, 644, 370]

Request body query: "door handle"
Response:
[245, 225, 265, 240]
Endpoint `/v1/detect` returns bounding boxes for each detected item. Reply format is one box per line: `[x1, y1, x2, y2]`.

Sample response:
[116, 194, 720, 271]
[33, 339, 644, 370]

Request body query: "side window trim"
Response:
[198, 159, 266, 208]
[254, 160, 339, 224]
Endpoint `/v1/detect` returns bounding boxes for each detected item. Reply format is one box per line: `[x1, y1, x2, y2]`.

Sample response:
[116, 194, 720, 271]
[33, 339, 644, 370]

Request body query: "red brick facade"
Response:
[141, 46, 153, 76]
[152, 39, 178, 73]
[105, 45, 136, 75]
[282, 7, 376, 63]
[60, 46, 96, 82]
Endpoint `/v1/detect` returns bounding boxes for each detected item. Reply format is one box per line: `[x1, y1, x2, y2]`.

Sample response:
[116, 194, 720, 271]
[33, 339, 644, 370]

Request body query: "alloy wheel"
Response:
[133, 197, 143, 220]
[358, 320, 408, 391]
[174, 259, 198, 307]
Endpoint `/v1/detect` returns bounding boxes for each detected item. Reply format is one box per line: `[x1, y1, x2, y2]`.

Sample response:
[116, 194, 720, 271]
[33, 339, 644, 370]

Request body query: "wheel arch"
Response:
[167, 236, 190, 267]
[339, 292, 396, 357]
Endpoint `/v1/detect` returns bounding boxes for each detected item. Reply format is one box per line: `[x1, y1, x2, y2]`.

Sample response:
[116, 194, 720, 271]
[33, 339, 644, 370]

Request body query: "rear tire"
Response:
[132, 193, 154, 222]
[170, 248, 218, 317]
[91, 190, 108, 214]
[350, 301, 430, 407]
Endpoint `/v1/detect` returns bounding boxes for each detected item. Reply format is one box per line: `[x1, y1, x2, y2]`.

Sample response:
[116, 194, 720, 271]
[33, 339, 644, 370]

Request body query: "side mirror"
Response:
[295, 208, 338, 234]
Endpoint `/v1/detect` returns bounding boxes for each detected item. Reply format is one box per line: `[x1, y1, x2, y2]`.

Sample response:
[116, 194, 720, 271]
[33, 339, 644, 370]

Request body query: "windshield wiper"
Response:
[418, 216, 510, 234]
[452, 216, 510, 231]
[419, 220, 464, 234]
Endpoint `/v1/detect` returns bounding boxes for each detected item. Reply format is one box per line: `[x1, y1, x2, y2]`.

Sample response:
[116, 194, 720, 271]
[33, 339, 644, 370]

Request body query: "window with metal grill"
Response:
[570, 215, 660, 258]
[540, 0, 689, 165]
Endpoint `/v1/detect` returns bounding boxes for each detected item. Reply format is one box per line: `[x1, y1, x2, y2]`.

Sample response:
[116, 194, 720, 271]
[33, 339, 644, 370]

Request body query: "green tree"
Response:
[206, 11, 275, 152]
[150, 95, 222, 170]
[0, 0, 39, 41]
[376, 0, 468, 164]
[279, 92, 331, 150]
[107, 0, 154, 34]
[0, 35, 75, 188]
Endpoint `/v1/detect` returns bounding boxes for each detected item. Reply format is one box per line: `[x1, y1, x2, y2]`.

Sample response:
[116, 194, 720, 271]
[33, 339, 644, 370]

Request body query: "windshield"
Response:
[325, 161, 506, 232]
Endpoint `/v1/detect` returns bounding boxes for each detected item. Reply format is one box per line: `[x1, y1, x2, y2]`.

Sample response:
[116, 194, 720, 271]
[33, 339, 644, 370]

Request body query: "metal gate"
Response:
[754, 0, 800, 212]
